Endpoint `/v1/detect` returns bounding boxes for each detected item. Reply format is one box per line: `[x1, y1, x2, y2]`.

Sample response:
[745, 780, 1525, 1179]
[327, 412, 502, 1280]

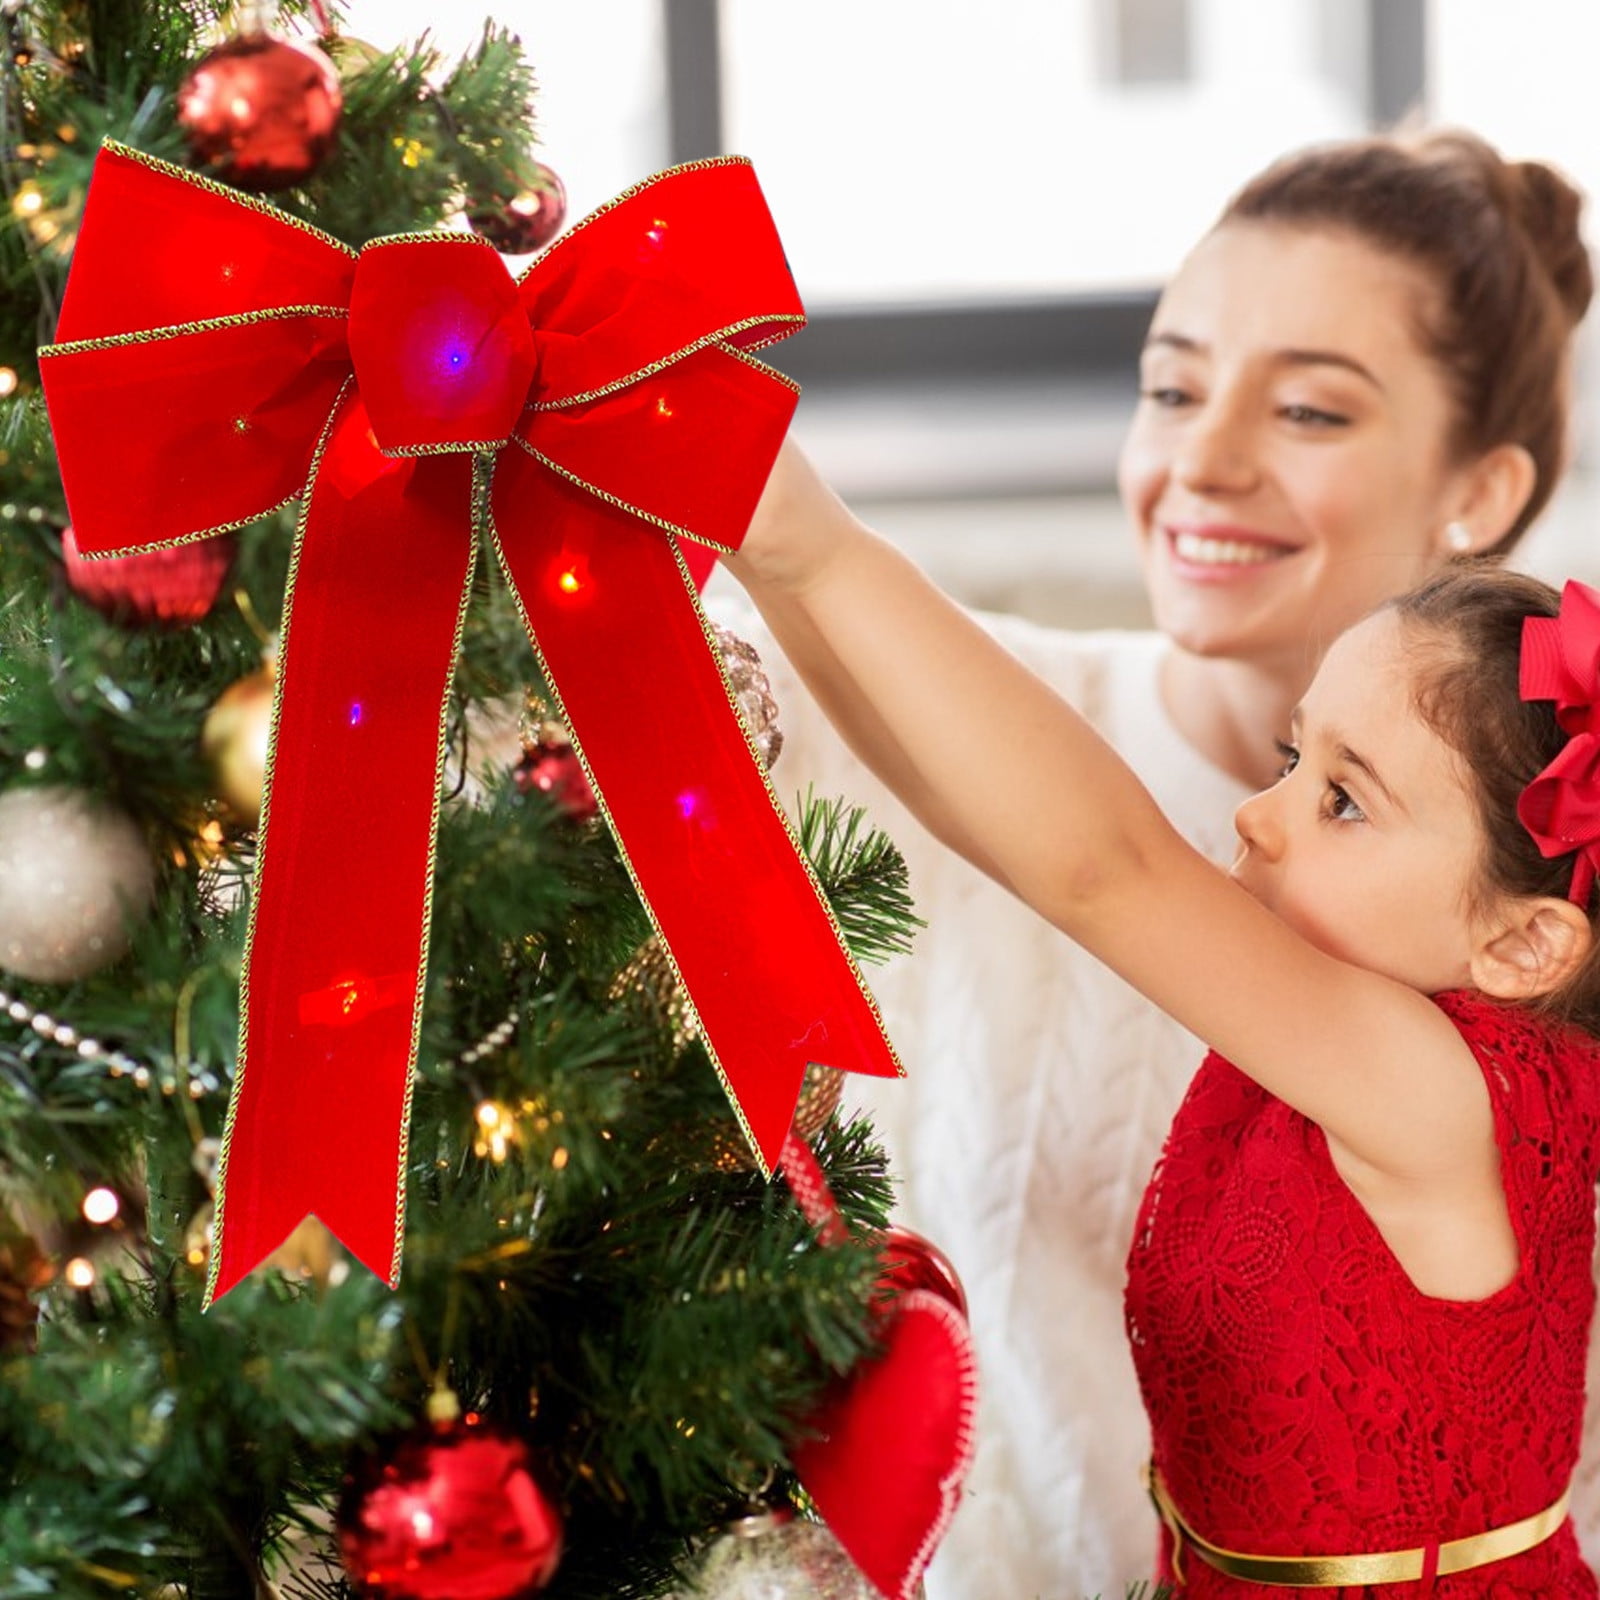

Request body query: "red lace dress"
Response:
[1124, 991, 1600, 1597]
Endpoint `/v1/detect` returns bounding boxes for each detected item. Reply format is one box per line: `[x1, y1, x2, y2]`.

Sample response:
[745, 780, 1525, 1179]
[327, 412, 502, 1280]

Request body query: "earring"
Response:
[1445, 520, 1473, 555]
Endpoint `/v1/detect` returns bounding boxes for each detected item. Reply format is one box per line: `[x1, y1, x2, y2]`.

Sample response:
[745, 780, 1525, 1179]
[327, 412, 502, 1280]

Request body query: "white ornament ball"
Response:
[689, 1509, 880, 1600]
[0, 786, 157, 982]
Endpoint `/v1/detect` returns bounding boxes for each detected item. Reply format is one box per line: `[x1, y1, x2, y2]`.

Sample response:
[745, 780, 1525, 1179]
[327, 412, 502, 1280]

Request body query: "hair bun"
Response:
[1507, 159, 1594, 326]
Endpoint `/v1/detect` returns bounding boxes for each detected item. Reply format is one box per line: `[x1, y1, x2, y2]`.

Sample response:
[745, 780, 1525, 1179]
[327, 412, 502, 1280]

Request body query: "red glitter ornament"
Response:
[514, 735, 598, 822]
[337, 1396, 563, 1600]
[468, 163, 568, 254]
[878, 1226, 968, 1319]
[61, 524, 237, 627]
[177, 24, 342, 191]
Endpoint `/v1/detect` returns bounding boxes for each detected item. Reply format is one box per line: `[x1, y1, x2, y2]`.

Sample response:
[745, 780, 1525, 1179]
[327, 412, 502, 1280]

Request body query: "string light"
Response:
[81, 1187, 120, 1225]
[63, 1257, 96, 1289]
[2, 989, 519, 1104]
[0, 983, 219, 1100]
[473, 1099, 518, 1162]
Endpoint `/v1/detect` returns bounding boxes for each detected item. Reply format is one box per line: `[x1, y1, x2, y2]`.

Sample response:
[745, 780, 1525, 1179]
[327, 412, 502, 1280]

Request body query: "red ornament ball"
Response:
[61, 525, 237, 628]
[878, 1226, 968, 1320]
[177, 29, 342, 191]
[514, 738, 597, 822]
[469, 164, 568, 254]
[337, 1411, 564, 1600]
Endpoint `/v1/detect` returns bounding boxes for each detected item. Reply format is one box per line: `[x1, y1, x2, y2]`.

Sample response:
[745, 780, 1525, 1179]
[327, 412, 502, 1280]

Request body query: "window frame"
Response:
[662, 0, 1425, 392]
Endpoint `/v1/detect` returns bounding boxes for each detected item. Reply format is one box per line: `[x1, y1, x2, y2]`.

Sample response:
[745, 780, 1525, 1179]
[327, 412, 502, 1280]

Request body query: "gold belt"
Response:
[1143, 1463, 1571, 1588]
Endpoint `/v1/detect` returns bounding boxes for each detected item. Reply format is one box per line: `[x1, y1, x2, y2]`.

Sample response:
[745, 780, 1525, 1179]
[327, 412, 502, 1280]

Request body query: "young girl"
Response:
[716, 128, 1594, 1593]
[729, 447, 1600, 1594]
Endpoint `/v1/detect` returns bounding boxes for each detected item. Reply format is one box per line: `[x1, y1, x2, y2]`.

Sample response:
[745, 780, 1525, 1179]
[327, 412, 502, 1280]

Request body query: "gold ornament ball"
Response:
[712, 625, 783, 770]
[202, 667, 275, 823]
[0, 786, 157, 982]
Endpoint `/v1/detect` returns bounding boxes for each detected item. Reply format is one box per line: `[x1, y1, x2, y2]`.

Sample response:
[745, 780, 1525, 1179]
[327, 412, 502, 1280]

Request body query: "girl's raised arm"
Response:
[730, 440, 1513, 1260]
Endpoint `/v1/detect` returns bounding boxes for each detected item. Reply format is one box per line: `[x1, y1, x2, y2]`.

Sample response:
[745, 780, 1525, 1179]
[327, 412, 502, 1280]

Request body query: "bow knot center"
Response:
[348, 236, 537, 454]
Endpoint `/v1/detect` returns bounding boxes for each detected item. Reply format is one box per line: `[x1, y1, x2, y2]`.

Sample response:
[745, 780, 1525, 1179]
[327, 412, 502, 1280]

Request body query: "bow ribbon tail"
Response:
[206, 389, 476, 1305]
[490, 446, 903, 1172]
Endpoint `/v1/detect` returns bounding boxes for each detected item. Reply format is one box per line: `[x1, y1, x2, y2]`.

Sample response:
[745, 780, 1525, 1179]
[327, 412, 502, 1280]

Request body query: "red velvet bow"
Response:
[1519, 579, 1600, 906]
[40, 142, 902, 1304]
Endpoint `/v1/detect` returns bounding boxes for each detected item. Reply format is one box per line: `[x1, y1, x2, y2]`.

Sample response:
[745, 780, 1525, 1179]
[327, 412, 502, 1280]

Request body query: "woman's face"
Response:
[1119, 221, 1474, 677]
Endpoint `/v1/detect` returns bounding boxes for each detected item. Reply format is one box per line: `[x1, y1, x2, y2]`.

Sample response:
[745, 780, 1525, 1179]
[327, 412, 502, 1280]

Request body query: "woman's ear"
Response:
[1472, 896, 1593, 1002]
[1454, 443, 1538, 551]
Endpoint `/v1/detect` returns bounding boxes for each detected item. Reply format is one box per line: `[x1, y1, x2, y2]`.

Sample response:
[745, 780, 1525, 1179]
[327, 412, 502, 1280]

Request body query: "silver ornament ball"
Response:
[689, 1509, 881, 1600]
[0, 785, 156, 982]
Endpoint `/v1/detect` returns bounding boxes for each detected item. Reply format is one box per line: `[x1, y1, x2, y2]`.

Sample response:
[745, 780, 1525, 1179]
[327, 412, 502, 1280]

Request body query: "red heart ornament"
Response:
[790, 1288, 978, 1600]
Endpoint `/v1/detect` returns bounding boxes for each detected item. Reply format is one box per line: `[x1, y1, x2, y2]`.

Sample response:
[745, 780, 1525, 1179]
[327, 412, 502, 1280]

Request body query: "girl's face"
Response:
[1231, 609, 1487, 994]
[1119, 221, 1475, 679]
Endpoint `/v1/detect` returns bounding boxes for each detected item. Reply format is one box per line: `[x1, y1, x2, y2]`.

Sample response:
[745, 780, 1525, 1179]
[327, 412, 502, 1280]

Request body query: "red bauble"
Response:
[61, 524, 237, 627]
[337, 1412, 564, 1600]
[177, 28, 342, 191]
[514, 738, 598, 822]
[468, 164, 568, 254]
[878, 1226, 968, 1319]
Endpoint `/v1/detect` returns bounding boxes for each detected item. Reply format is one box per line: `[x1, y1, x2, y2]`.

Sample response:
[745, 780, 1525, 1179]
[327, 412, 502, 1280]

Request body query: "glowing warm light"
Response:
[654, 395, 673, 419]
[81, 1187, 120, 1225]
[473, 1100, 517, 1162]
[558, 568, 582, 594]
[551, 1146, 569, 1170]
[12, 183, 43, 218]
[64, 1256, 96, 1288]
[0, 367, 17, 397]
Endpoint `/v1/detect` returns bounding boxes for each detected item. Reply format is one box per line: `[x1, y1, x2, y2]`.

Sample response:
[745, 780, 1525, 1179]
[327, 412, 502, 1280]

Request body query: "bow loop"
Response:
[1517, 730, 1600, 908]
[1520, 580, 1600, 736]
[55, 141, 355, 343]
[516, 159, 802, 406]
[348, 236, 537, 455]
[1519, 580, 1600, 905]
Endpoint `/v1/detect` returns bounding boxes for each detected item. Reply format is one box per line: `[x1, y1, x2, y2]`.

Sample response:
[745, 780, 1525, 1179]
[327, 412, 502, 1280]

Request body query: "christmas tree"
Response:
[0, 5, 952, 1597]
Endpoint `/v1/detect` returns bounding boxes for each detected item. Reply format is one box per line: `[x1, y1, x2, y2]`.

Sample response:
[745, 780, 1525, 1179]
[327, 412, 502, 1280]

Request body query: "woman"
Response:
[717, 129, 1593, 1597]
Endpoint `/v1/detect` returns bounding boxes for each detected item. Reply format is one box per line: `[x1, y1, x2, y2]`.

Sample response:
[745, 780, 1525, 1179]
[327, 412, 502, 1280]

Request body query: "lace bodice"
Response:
[1125, 990, 1600, 1597]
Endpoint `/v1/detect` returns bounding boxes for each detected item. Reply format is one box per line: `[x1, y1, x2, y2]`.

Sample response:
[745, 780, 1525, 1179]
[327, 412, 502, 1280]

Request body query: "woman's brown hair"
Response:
[1222, 130, 1593, 553]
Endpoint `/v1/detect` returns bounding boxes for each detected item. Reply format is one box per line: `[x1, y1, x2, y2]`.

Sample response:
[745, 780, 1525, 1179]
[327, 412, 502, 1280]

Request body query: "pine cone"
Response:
[0, 1231, 54, 1354]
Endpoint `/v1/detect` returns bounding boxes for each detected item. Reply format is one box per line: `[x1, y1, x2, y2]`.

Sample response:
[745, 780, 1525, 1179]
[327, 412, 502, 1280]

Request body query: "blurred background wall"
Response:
[343, 0, 1600, 625]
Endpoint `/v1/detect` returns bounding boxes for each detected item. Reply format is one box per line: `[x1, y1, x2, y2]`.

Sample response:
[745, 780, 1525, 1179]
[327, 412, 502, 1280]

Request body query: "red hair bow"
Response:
[1518, 579, 1600, 906]
[40, 143, 903, 1304]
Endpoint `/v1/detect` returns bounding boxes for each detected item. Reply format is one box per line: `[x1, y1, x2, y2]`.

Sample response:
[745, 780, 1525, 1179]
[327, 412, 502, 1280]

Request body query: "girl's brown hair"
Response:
[1393, 566, 1600, 1035]
[1222, 130, 1593, 552]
